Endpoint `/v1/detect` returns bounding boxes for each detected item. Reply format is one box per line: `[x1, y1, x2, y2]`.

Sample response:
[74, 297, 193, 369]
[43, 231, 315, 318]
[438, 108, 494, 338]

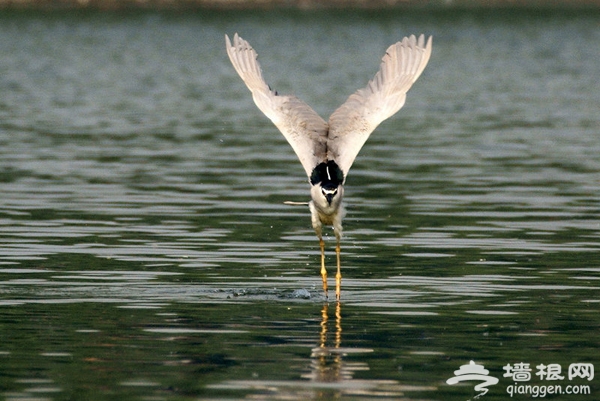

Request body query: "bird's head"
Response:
[310, 181, 344, 214]
[321, 183, 338, 205]
[309, 160, 345, 214]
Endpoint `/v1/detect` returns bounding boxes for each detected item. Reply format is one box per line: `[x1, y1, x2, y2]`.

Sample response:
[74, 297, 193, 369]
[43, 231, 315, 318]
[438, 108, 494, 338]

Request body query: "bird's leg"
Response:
[335, 236, 341, 301]
[319, 237, 328, 299]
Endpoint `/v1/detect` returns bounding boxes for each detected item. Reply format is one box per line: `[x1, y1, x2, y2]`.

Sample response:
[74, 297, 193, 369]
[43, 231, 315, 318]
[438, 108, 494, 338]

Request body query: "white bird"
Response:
[225, 33, 432, 300]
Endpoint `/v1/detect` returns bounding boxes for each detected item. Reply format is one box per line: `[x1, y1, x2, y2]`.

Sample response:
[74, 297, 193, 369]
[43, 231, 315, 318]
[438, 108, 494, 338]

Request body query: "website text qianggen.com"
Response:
[507, 383, 591, 398]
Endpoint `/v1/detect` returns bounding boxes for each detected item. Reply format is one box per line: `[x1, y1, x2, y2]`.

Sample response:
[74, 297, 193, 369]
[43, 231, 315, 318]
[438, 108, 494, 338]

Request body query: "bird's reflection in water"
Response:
[208, 302, 437, 399]
[301, 302, 379, 400]
[303, 302, 346, 384]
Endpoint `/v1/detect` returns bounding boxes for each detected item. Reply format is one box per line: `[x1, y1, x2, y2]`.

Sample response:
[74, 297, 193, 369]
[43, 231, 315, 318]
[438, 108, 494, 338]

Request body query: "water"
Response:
[0, 8, 599, 401]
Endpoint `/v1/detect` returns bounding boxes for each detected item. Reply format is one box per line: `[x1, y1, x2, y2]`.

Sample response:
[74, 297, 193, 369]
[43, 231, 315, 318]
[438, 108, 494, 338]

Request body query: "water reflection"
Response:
[210, 302, 438, 400]
[304, 302, 362, 391]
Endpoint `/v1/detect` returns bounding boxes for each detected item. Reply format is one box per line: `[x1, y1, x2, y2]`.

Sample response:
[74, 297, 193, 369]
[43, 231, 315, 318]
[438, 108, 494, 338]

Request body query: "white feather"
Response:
[327, 35, 433, 177]
[225, 33, 328, 178]
[225, 33, 432, 180]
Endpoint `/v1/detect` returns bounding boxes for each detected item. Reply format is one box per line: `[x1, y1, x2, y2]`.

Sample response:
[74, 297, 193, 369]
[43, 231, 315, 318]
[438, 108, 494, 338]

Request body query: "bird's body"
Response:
[225, 33, 432, 300]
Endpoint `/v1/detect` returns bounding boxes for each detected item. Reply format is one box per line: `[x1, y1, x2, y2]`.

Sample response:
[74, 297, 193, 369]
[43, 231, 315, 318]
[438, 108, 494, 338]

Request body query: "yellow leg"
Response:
[335, 240, 341, 301]
[319, 238, 328, 299]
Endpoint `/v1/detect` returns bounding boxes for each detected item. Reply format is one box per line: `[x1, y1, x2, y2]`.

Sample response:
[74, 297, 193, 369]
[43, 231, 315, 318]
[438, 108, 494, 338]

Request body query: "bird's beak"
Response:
[322, 187, 338, 205]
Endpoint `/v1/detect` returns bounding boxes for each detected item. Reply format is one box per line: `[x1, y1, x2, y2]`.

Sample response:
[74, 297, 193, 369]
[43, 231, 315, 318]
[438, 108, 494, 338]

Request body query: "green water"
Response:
[0, 9, 599, 401]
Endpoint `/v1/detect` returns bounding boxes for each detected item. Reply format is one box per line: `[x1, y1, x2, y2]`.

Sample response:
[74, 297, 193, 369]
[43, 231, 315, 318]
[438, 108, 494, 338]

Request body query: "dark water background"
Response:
[0, 8, 599, 400]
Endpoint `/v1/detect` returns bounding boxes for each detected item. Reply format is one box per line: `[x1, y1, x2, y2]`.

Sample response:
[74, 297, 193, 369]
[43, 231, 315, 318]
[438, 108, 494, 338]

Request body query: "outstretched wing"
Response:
[327, 34, 432, 178]
[225, 33, 328, 178]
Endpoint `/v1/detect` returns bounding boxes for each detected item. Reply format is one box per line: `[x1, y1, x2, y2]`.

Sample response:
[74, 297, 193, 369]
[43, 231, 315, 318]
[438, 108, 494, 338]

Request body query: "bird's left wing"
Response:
[327, 34, 432, 178]
[225, 33, 328, 178]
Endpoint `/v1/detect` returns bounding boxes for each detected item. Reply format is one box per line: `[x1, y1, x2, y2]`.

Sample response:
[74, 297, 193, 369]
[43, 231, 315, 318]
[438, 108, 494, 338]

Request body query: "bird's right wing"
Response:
[327, 34, 432, 178]
[225, 33, 328, 178]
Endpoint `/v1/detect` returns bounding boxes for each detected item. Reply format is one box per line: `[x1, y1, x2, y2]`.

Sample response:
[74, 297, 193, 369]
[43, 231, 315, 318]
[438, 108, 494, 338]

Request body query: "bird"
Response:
[225, 33, 432, 301]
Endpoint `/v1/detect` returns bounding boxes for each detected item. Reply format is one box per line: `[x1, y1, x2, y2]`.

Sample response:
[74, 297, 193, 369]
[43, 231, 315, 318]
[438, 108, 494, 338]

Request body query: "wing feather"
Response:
[327, 34, 432, 177]
[225, 33, 328, 178]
